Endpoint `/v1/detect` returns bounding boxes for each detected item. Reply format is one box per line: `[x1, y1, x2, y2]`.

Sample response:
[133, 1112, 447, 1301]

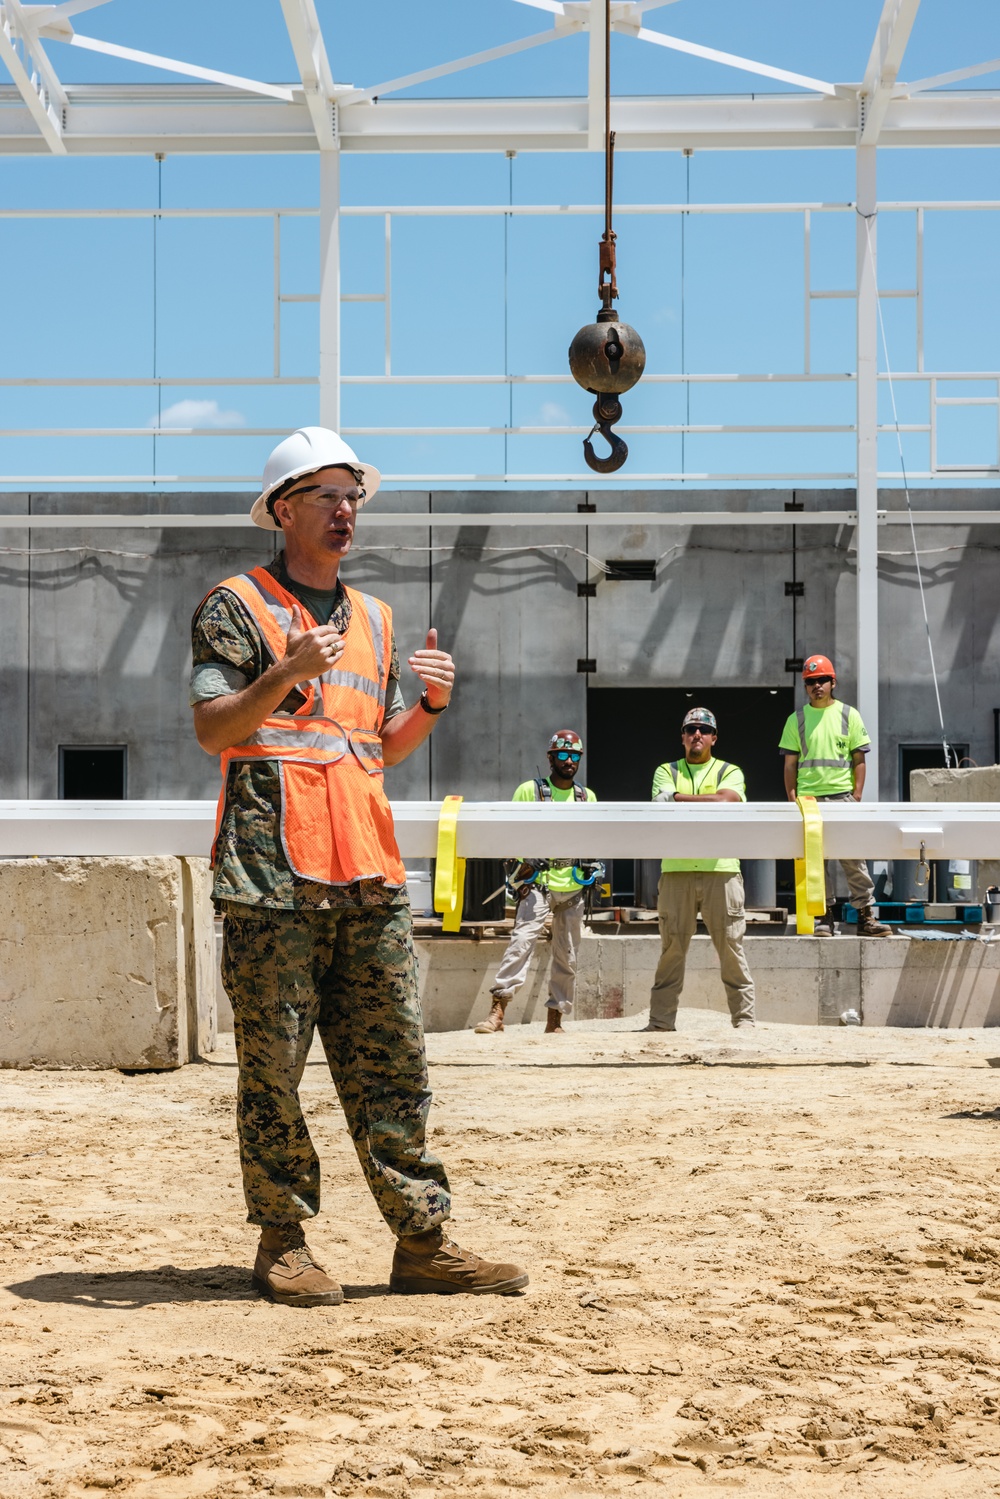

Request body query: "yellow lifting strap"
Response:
[794, 794, 826, 935]
[433, 794, 467, 934]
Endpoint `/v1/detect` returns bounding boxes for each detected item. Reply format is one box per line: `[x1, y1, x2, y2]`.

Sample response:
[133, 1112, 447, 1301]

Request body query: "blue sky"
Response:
[1, 1, 999, 489]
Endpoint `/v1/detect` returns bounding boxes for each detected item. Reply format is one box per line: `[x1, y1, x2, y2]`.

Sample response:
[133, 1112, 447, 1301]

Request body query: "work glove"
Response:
[653, 788, 675, 803]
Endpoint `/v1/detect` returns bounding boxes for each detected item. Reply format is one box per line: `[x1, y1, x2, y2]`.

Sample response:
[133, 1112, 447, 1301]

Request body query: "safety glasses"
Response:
[682, 725, 714, 736]
[287, 486, 361, 510]
[806, 676, 833, 687]
[553, 750, 582, 762]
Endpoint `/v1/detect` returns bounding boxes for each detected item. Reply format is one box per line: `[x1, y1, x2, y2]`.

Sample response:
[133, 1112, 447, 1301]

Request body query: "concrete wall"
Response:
[0, 856, 216, 1069]
[2, 488, 999, 802]
[213, 927, 999, 1035]
[414, 931, 1000, 1033]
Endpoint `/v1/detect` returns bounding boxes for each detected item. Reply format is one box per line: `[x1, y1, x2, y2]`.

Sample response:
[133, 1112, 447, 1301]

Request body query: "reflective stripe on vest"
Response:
[207, 567, 404, 888]
[666, 759, 732, 794]
[222, 568, 387, 721]
[795, 701, 852, 770]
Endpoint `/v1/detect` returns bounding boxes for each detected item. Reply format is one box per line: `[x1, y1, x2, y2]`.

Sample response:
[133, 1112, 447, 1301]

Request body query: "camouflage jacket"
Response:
[191, 552, 405, 911]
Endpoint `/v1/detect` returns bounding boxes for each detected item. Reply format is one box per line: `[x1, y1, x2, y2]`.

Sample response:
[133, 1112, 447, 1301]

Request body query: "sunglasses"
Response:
[682, 725, 714, 736]
[552, 750, 582, 762]
[805, 676, 833, 686]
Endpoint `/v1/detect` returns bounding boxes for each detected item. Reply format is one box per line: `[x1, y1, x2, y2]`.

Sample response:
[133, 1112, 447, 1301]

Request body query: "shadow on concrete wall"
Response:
[879, 943, 1000, 1028]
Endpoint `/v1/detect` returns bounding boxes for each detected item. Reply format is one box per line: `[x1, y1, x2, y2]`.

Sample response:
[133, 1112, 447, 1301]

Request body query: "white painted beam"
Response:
[855, 144, 880, 794]
[2, 510, 1000, 530]
[61, 33, 294, 102]
[859, 0, 921, 145]
[0, 0, 65, 151]
[278, 0, 336, 149]
[1, 87, 999, 155]
[587, 0, 606, 151]
[631, 24, 837, 96]
[0, 800, 997, 862]
[340, 23, 581, 108]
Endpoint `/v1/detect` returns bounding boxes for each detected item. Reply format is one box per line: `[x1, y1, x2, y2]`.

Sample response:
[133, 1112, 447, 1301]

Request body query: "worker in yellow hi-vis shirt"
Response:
[473, 730, 598, 1038]
[642, 707, 756, 1034]
[779, 653, 890, 938]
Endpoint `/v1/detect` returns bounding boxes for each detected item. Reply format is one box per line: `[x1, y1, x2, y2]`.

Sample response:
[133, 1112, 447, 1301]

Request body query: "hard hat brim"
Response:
[250, 459, 382, 531]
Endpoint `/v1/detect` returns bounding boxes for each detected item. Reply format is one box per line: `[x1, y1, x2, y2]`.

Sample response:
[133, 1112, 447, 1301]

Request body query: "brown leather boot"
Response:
[856, 904, 891, 936]
[544, 1008, 565, 1035]
[390, 1227, 528, 1296]
[474, 995, 508, 1034]
[252, 1224, 344, 1307]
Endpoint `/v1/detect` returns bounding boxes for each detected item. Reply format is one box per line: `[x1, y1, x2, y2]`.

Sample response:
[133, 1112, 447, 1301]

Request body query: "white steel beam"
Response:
[60, 33, 295, 102]
[855, 144, 880, 794]
[905, 58, 1000, 96]
[2, 87, 1000, 154]
[2, 510, 999, 530]
[341, 23, 581, 107]
[278, 0, 336, 150]
[859, 0, 921, 145]
[1, 800, 998, 861]
[587, 0, 605, 151]
[0, 0, 65, 151]
[630, 25, 838, 96]
[319, 148, 340, 429]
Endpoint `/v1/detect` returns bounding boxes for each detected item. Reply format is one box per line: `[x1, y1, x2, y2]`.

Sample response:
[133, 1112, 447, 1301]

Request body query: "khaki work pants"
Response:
[816, 792, 876, 910]
[491, 886, 584, 1014]
[649, 871, 756, 1029]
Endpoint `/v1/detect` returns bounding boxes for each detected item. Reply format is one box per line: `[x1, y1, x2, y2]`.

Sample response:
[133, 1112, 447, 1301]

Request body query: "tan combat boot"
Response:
[252, 1224, 344, 1307]
[856, 904, 891, 937]
[474, 995, 509, 1034]
[390, 1227, 528, 1296]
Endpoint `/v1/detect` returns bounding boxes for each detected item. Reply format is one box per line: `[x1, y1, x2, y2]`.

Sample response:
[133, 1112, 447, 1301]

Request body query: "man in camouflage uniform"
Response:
[192, 427, 527, 1306]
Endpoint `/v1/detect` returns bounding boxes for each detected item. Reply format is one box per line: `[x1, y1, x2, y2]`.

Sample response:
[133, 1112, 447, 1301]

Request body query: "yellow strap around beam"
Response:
[794, 793, 826, 935]
[433, 794, 466, 934]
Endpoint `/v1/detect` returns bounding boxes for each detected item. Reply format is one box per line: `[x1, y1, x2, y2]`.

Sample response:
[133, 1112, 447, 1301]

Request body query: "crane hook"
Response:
[583, 393, 628, 474]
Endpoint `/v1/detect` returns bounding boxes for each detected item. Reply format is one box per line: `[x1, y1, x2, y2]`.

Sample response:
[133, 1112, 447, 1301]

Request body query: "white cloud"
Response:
[150, 398, 246, 429]
[539, 401, 572, 426]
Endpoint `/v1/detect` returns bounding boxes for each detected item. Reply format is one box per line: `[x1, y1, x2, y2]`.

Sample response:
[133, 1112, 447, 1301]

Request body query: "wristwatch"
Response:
[419, 691, 448, 715]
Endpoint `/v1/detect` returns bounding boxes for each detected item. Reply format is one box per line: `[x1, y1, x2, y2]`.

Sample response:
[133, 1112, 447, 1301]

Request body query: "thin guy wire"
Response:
[862, 212, 952, 767]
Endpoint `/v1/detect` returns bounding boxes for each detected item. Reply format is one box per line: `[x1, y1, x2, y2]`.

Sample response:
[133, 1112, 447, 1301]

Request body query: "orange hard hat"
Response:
[802, 654, 836, 680]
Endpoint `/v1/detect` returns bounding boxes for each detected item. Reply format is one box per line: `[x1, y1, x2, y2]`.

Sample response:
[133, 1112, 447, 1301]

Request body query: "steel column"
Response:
[855, 144, 880, 792]
[319, 147, 341, 429]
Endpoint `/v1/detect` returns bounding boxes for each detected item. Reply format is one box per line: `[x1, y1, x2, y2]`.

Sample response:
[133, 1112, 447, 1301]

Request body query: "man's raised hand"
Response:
[283, 602, 345, 680]
[408, 627, 455, 709]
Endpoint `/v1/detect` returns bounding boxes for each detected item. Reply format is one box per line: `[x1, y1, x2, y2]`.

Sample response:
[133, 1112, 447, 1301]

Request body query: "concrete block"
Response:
[415, 936, 553, 1033]
[0, 856, 216, 1069]
[861, 937, 1000, 1028]
[909, 766, 1000, 895]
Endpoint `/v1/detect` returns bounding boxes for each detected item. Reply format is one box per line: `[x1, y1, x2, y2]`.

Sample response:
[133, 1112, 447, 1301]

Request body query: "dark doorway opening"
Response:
[898, 743, 969, 800]
[59, 746, 128, 800]
[587, 687, 795, 901]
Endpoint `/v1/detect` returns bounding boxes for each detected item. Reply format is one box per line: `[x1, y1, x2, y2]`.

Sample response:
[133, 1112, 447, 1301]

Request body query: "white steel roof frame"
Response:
[2, 0, 999, 794]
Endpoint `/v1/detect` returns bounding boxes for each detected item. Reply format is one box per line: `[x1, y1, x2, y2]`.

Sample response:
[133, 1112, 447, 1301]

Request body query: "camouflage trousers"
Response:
[220, 900, 451, 1237]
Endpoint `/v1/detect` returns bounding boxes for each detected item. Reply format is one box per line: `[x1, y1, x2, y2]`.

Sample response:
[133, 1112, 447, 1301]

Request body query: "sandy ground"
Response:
[5, 1013, 1000, 1499]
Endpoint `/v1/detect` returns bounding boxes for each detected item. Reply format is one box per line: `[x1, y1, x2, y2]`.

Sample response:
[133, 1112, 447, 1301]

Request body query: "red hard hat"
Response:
[802, 653, 836, 680]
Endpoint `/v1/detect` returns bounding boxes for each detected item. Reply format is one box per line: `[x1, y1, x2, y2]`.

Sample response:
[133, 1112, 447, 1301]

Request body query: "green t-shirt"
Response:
[652, 757, 746, 875]
[779, 700, 870, 797]
[512, 778, 597, 894]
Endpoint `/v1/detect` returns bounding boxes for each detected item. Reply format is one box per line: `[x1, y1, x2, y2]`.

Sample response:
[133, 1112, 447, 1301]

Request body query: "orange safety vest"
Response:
[209, 566, 406, 888]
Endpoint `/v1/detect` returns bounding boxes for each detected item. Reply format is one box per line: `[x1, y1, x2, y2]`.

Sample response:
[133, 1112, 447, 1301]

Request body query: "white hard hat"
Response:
[250, 426, 382, 530]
